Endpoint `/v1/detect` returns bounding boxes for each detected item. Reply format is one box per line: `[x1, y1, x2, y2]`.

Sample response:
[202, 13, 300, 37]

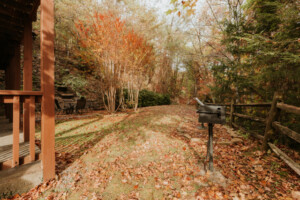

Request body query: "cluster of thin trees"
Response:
[75, 13, 154, 112]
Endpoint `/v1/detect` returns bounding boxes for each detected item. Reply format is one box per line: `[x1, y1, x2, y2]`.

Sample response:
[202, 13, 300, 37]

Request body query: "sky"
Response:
[140, 0, 172, 13]
[96, 0, 175, 21]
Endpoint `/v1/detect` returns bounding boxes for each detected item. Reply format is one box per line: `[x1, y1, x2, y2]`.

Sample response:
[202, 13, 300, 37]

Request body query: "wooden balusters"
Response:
[29, 96, 36, 162]
[12, 96, 20, 167]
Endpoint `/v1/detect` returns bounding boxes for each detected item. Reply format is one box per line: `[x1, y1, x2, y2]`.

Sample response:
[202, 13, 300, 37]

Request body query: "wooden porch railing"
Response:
[0, 90, 42, 168]
[209, 96, 300, 175]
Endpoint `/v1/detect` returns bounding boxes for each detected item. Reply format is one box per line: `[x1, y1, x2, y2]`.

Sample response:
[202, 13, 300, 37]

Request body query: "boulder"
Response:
[190, 138, 201, 143]
[231, 138, 243, 144]
[184, 134, 192, 140]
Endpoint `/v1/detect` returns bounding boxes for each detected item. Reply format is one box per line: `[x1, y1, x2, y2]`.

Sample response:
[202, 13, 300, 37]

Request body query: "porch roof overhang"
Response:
[0, 0, 40, 70]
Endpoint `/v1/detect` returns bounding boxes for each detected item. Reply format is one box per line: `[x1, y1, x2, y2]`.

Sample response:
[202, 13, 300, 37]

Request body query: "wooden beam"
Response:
[23, 18, 33, 142]
[0, 90, 43, 96]
[206, 103, 231, 106]
[1, 97, 14, 103]
[277, 103, 300, 115]
[40, 0, 55, 181]
[272, 122, 300, 143]
[12, 96, 20, 167]
[234, 103, 271, 107]
[232, 122, 264, 141]
[206, 103, 271, 107]
[233, 112, 266, 123]
[268, 143, 300, 176]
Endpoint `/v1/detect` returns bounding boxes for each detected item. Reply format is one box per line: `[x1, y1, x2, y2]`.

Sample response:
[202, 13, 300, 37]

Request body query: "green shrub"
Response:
[116, 89, 170, 109]
[138, 89, 170, 107]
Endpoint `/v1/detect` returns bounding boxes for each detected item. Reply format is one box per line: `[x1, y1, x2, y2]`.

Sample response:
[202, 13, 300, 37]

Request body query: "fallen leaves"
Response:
[10, 105, 300, 200]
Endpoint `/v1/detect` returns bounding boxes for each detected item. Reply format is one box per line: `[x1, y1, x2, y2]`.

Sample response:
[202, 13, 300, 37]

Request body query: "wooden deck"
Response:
[0, 0, 56, 182]
[0, 142, 41, 170]
[0, 116, 41, 170]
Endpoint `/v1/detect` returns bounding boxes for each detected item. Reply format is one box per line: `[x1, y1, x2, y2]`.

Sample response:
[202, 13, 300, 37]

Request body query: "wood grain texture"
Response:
[277, 103, 300, 115]
[23, 18, 33, 142]
[12, 96, 20, 167]
[233, 112, 266, 123]
[40, 0, 56, 181]
[268, 143, 300, 176]
[272, 122, 300, 143]
[30, 96, 36, 162]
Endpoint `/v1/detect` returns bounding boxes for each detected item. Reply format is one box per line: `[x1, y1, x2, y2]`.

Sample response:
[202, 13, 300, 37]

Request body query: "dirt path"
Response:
[14, 105, 299, 200]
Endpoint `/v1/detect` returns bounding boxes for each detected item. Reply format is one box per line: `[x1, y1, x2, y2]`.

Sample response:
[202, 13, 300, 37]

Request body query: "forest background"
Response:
[19, 0, 299, 112]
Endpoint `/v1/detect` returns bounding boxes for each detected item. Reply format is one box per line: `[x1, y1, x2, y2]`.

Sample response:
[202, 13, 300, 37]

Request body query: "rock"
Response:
[190, 138, 201, 143]
[195, 169, 206, 176]
[231, 138, 243, 144]
[292, 191, 300, 200]
[176, 128, 184, 134]
[184, 134, 192, 140]
[224, 126, 243, 138]
[218, 141, 232, 145]
[208, 171, 227, 187]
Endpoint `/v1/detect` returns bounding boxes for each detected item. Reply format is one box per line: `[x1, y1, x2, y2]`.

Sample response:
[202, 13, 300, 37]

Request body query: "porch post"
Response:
[23, 18, 33, 142]
[40, 0, 55, 181]
[5, 46, 21, 122]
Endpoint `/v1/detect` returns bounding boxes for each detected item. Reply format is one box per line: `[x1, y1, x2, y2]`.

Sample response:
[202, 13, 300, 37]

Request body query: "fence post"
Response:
[230, 99, 235, 128]
[263, 92, 280, 150]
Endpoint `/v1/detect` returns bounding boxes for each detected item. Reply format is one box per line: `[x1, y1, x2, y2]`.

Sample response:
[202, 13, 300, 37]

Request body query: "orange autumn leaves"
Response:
[74, 12, 154, 112]
[74, 12, 154, 75]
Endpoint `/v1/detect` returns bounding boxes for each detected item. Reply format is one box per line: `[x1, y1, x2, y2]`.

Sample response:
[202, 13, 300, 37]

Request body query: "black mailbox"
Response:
[194, 98, 226, 172]
[197, 105, 226, 124]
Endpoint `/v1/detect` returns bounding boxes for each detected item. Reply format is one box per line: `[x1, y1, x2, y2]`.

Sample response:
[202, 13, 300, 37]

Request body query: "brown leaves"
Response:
[13, 106, 300, 200]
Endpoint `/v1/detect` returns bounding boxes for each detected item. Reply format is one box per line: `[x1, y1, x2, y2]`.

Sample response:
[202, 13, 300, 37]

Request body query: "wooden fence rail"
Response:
[212, 97, 300, 175]
[277, 103, 300, 115]
[272, 122, 300, 144]
[233, 112, 266, 123]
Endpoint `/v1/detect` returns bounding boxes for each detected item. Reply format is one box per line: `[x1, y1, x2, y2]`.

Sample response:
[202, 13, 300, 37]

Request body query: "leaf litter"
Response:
[7, 105, 299, 200]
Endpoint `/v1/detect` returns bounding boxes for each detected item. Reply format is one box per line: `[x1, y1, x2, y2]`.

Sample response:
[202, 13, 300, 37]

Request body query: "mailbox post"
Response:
[195, 98, 226, 171]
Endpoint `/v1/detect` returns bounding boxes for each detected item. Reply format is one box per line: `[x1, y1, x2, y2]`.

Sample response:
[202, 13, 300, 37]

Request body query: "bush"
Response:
[138, 89, 170, 107]
[116, 89, 170, 109]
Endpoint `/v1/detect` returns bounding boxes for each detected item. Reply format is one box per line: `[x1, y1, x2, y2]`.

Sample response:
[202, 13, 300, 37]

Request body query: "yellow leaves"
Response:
[187, 9, 196, 16]
[169, 0, 198, 17]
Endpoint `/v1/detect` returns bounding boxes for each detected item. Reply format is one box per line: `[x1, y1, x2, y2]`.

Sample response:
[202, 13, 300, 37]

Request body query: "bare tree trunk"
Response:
[116, 87, 123, 111]
[134, 89, 140, 112]
[103, 84, 116, 113]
